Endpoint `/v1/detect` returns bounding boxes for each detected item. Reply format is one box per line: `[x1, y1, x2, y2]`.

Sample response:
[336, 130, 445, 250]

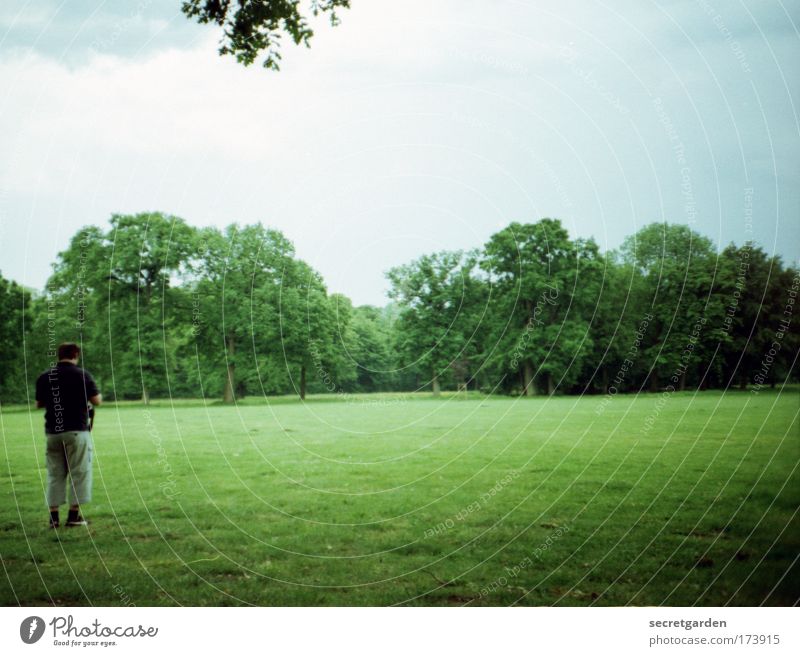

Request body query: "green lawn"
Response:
[1, 389, 798, 606]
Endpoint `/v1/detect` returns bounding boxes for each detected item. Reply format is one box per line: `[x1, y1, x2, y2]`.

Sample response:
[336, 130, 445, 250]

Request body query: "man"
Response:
[35, 342, 102, 528]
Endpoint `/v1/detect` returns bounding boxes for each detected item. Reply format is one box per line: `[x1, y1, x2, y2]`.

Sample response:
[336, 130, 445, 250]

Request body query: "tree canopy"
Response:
[2, 214, 796, 405]
[182, 0, 351, 69]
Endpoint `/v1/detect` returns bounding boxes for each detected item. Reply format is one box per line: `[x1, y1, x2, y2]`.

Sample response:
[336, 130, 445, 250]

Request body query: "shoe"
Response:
[49, 516, 59, 529]
[65, 515, 88, 527]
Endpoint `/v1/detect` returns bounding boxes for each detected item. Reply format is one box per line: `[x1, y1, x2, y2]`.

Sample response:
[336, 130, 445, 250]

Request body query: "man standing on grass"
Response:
[35, 342, 102, 528]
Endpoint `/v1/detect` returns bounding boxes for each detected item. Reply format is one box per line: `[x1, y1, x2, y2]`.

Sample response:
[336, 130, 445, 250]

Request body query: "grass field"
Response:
[0, 388, 798, 606]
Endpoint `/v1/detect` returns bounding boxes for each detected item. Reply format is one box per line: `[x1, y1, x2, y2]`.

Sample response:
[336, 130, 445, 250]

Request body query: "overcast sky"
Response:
[1, 0, 798, 305]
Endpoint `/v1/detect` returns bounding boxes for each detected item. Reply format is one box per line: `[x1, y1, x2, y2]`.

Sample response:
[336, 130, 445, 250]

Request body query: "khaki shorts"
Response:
[45, 431, 93, 506]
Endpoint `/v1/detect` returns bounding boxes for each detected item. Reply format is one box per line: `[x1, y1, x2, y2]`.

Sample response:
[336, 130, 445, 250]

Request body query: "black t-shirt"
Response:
[35, 362, 100, 433]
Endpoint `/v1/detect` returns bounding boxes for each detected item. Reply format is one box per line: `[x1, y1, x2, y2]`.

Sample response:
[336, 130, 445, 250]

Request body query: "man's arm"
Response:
[35, 374, 45, 409]
[84, 370, 101, 407]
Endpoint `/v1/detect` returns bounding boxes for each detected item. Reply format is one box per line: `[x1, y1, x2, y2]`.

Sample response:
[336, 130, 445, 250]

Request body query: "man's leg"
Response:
[45, 434, 68, 527]
[65, 431, 92, 526]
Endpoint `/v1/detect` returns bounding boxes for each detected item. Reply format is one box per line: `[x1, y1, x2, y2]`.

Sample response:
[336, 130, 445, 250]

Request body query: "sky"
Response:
[0, 0, 798, 306]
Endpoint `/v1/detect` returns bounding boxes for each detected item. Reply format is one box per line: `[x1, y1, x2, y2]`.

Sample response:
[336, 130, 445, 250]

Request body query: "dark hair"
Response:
[57, 342, 81, 360]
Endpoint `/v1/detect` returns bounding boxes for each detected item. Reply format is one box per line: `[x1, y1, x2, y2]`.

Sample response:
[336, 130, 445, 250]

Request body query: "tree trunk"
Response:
[522, 361, 534, 396]
[432, 370, 441, 397]
[678, 370, 686, 391]
[546, 372, 554, 396]
[739, 372, 748, 390]
[601, 367, 609, 394]
[649, 371, 659, 393]
[300, 364, 307, 400]
[223, 335, 235, 403]
[142, 281, 152, 405]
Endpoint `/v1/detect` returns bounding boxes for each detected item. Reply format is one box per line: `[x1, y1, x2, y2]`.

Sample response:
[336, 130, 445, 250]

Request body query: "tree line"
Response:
[0, 213, 797, 404]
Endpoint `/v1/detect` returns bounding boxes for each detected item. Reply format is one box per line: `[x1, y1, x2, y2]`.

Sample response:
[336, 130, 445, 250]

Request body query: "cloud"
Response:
[0, 0, 202, 63]
[0, 0, 797, 304]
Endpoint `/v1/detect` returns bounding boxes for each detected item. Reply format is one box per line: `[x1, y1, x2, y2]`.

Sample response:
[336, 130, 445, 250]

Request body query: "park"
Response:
[1, 1, 798, 628]
[0, 211, 797, 607]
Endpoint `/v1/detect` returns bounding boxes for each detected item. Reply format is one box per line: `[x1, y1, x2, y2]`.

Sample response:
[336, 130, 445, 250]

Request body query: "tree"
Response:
[0, 273, 32, 403]
[346, 305, 398, 392]
[620, 222, 722, 392]
[45, 215, 197, 403]
[580, 253, 641, 394]
[387, 250, 483, 396]
[768, 264, 800, 387]
[320, 293, 360, 393]
[714, 243, 793, 389]
[182, 0, 351, 69]
[482, 219, 597, 395]
[41, 226, 109, 386]
[192, 223, 295, 402]
[277, 258, 336, 400]
[104, 214, 197, 403]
